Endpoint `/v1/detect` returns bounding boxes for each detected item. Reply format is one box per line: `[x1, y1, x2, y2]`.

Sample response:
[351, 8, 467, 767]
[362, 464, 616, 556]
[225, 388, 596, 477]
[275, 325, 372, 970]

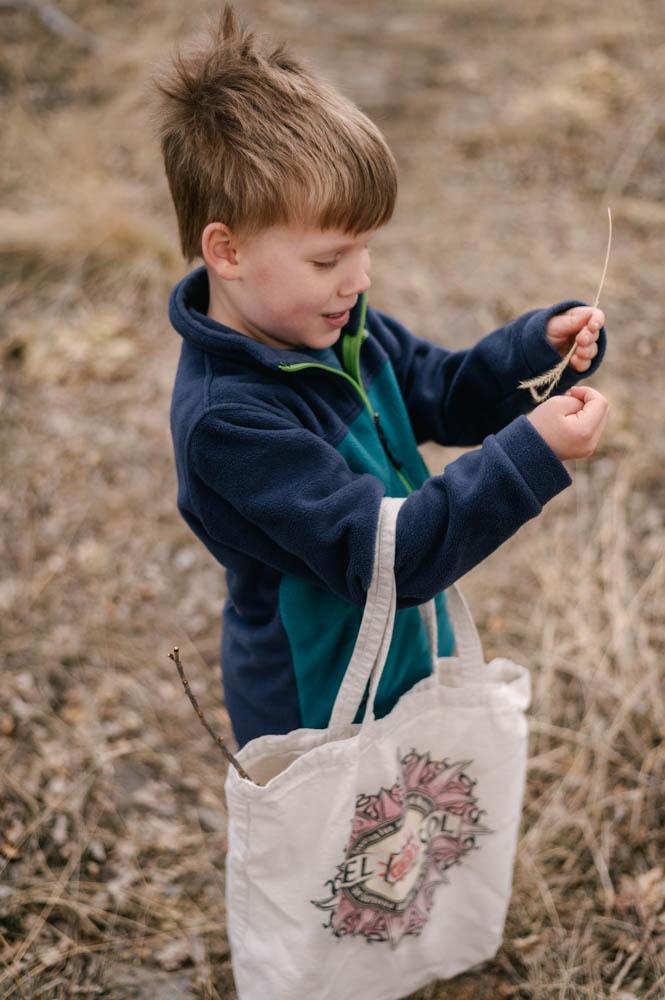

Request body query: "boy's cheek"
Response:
[252, 263, 294, 301]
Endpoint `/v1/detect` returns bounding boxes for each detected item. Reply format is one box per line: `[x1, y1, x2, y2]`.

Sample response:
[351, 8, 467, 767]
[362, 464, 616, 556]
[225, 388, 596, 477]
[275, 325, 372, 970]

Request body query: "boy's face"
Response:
[206, 223, 375, 350]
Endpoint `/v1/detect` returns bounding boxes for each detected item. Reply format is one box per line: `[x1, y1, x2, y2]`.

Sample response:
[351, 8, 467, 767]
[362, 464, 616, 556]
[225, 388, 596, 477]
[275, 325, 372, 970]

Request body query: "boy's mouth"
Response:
[322, 309, 350, 328]
[322, 298, 357, 322]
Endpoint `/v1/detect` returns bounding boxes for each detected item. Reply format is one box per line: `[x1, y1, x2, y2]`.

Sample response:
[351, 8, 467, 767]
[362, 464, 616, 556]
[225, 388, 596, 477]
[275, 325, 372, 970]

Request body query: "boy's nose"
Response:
[354, 268, 372, 294]
[340, 261, 371, 297]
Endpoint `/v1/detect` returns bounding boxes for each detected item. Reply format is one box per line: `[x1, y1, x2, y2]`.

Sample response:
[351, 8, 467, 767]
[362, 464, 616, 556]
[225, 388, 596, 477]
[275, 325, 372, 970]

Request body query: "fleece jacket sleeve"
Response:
[187, 400, 571, 610]
[369, 302, 607, 446]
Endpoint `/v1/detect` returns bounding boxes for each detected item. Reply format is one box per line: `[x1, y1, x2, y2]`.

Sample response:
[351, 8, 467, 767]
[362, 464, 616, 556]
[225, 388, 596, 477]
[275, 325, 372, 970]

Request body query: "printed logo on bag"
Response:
[312, 749, 491, 948]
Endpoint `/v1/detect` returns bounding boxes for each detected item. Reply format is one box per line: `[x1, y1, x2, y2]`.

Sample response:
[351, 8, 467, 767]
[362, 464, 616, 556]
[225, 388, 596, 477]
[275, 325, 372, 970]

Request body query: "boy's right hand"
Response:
[526, 386, 610, 461]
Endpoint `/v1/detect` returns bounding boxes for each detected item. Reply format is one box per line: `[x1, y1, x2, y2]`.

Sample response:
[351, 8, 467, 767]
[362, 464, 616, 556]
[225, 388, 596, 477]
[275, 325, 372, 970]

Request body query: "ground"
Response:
[2, 0, 665, 997]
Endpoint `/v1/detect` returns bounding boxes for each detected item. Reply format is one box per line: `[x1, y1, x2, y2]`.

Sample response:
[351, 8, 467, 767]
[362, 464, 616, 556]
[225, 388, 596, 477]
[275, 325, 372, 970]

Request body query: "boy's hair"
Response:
[154, 5, 398, 261]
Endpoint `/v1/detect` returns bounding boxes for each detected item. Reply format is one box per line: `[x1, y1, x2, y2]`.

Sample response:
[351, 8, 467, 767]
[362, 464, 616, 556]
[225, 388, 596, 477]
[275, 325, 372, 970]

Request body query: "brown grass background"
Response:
[2, 0, 665, 997]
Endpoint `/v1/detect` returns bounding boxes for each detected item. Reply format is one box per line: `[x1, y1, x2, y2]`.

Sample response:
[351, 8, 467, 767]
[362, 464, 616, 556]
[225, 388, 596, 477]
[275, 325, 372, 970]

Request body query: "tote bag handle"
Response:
[329, 497, 486, 728]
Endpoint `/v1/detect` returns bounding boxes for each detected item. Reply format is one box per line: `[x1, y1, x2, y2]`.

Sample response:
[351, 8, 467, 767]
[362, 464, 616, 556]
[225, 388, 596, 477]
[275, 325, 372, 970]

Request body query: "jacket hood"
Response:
[169, 266, 366, 371]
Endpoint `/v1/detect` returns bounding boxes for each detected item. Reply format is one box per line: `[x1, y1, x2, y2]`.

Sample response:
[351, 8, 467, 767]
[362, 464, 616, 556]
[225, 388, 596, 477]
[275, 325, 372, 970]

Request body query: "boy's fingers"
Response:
[550, 307, 604, 338]
[561, 398, 586, 416]
[549, 309, 590, 337]
[575, 325, 600, 347]
[566, 385, 603, 401]
[588, 307, 605, 332]
[552, 393, 585, 415]
[581, 395, 609, 424]
[573, 392, 610, 429]
[587, 405, 610, 444]
[563, 306, 592, 320]
[573, 339, 598, 359]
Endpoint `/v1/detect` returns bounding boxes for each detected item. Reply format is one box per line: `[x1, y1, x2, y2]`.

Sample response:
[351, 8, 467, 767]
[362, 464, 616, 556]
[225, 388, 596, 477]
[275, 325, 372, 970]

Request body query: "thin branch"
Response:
[169, 647, 258, 785]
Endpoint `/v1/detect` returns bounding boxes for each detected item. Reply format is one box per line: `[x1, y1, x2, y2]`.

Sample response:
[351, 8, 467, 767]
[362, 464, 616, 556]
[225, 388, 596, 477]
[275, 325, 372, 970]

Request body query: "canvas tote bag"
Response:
[225, 496, 531, 1000]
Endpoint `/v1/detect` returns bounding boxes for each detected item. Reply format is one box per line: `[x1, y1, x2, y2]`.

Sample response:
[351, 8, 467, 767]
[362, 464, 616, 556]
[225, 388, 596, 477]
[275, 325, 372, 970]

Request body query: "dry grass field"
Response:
[2, 0, 665, 997]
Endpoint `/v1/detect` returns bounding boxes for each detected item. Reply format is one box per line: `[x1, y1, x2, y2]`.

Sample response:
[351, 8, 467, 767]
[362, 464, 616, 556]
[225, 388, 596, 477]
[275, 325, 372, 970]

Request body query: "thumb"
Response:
[552, 393, 585, 416]
[566, 385, 600, 404]
[567, 386, 610, 426]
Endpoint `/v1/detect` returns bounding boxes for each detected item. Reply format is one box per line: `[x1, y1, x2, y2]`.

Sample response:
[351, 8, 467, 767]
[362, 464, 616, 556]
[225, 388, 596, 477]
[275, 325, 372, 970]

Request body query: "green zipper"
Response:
[341, 292, 368, 385]
[278, 294, 413, 492]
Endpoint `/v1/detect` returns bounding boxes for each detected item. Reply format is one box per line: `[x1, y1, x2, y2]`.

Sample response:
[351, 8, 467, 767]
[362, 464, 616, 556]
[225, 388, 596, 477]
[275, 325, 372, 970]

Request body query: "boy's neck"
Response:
[206, 275, 246, 335]
[206, 275, 301, 351]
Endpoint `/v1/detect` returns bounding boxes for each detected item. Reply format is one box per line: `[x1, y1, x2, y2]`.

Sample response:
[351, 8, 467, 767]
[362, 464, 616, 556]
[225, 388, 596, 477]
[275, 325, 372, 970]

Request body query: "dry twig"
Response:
[169, 647, 258, 785]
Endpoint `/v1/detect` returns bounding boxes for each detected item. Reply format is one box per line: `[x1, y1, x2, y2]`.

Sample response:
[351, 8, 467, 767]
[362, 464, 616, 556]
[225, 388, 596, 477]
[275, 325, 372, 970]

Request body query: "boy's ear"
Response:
[202, 222, 240, 280]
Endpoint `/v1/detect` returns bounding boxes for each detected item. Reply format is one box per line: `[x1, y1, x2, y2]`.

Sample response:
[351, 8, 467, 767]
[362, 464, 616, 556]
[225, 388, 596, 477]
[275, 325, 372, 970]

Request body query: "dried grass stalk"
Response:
[519, 207, 612, 403]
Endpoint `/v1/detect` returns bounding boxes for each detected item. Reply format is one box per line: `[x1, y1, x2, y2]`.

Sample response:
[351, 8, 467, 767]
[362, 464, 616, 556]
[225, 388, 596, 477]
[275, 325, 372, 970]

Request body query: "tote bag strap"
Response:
[329, 497, 486, 729]
[419, 596, 438, 664]
[328, 498, 402, 728]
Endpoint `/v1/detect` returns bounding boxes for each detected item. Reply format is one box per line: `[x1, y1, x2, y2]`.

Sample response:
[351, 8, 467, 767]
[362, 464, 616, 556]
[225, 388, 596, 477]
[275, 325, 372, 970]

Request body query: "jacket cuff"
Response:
[494, 414, 572, 506]
[520, 300, 607, 391]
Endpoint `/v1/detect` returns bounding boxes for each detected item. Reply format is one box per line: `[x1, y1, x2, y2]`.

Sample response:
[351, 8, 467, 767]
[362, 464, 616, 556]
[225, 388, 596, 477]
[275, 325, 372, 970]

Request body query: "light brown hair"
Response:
[153, 5, 398, 262]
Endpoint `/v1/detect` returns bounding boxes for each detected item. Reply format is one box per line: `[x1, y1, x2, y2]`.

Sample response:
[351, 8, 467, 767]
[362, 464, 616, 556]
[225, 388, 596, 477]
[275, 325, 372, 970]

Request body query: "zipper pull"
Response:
[373, 412, 403, 471]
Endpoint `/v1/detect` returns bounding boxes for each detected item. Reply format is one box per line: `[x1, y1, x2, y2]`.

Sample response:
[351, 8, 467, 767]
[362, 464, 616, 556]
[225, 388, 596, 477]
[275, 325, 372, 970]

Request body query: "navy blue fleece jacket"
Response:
[169, 267, 606, 747]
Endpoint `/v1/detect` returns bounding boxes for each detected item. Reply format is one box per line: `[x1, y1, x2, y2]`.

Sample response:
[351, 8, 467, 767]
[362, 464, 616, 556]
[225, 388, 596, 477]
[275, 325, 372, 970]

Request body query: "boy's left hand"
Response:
[545, 306, 604, 373]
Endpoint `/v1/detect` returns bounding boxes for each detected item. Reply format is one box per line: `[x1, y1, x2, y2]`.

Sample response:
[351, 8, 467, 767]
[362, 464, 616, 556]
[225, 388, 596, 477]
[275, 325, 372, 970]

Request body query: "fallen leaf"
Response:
[0, 842, 21, 860]
[154, 937, 191, 971]
[616, 867, 665, 917]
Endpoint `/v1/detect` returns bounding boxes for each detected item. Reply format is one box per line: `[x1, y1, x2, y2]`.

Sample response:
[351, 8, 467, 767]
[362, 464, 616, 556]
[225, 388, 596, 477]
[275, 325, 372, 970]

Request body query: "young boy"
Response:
[157, 7, 608, 749]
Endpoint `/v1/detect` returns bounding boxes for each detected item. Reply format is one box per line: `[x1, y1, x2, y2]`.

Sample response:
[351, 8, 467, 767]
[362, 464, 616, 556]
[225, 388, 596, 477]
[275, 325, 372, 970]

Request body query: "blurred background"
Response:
[2, 1, 665, 997]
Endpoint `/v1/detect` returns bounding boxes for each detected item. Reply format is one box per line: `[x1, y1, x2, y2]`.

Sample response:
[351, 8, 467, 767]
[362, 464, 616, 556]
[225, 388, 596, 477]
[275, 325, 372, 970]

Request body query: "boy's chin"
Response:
[299, 328, 342, 349]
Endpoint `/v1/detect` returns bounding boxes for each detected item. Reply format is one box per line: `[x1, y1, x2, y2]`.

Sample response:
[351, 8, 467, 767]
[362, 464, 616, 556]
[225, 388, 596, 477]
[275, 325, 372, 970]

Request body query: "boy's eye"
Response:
[313, 260, 337, 269]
